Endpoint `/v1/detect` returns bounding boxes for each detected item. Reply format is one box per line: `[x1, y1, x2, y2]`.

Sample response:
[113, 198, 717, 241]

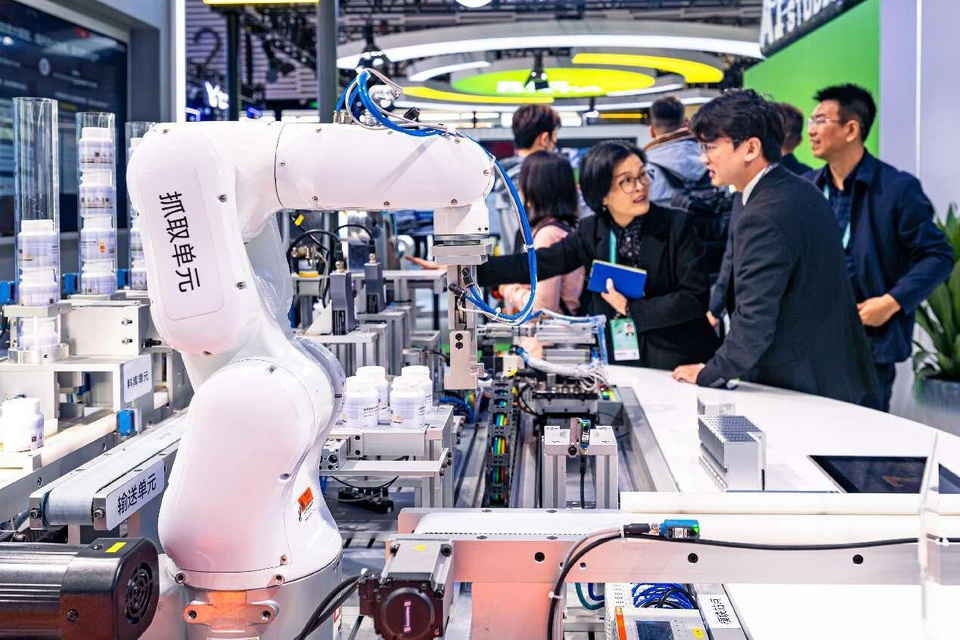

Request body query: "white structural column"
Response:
[880, 0, 959, 422]
[915, 0, 960, 217]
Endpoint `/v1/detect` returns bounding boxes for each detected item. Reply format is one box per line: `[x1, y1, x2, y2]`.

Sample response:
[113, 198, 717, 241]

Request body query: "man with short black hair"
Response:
[776, 102, 813, 175]
[807, 83, 953, 412]
[672, 89, 879, 408]
[645, 96, 708, 207]
[488, 105, 561, 254]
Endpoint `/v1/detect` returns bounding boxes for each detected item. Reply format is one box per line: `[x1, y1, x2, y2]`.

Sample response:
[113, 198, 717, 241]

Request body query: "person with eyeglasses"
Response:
[671, 90, 880, 409]
[805, 84, 953, 412]
[474, 140, 720, 370]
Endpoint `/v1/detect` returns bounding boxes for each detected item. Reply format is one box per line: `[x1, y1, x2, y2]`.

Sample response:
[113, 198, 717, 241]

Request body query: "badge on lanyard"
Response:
[610, 317, 640, 361]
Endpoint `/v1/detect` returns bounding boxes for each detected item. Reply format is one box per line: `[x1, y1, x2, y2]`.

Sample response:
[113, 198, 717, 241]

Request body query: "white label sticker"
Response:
[121, 354, 153, 403]
[702, 593, 742, 629]
[105, 460, 165, 530]
[141, 167, 225, 321]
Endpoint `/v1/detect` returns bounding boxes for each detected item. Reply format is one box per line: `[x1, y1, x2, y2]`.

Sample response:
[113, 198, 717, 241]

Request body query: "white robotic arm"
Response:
[126, 120, 495, 637]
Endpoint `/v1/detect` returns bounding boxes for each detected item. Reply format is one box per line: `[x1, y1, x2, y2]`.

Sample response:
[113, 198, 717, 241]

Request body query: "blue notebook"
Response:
[587, 260, 648, 300]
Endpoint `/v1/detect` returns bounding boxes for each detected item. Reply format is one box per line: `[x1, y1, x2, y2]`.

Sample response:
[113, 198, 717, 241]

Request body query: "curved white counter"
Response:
[608, 366, 959, 640]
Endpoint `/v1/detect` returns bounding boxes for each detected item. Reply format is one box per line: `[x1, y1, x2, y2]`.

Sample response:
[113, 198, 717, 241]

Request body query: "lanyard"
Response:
[609, 229, 617, 264]
[822, 182, 852, 249]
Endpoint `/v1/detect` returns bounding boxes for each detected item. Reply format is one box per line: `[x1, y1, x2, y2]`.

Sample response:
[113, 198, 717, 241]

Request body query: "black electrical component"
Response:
[0, 537, 159, 639]
[358, 539, 453, 640]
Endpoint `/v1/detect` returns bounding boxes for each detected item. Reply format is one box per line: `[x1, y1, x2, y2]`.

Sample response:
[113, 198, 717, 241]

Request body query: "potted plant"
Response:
[913, 203, 960, 434]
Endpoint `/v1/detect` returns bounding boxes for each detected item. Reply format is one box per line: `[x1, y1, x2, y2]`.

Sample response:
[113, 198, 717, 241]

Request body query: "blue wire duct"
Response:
[345, 70, 540, 326]
[438, 396, 475, 424]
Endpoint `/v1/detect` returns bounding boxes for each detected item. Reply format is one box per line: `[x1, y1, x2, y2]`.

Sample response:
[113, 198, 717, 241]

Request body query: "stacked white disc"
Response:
[77, 122, 118, 295]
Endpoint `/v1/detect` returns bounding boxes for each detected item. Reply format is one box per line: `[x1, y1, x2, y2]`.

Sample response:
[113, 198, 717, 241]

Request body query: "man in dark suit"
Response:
[806, 84, 953, 411]
[777, 102, 814, 175]
[672, 90, 879, 408]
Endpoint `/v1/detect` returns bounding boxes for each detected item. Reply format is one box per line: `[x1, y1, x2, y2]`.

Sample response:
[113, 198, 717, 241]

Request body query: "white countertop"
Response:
[607, 366, 959, 640]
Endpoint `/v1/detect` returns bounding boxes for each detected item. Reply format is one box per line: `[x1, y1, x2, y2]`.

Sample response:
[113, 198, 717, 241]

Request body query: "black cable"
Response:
[331, 476, 398, 492]
[307, 577, 363, 636]
[655, 587, 696, 609]
[547, 534, 621, 640]
[294, 572, 366, 640]
[290, 228, 343, 252]
[424, 348, 450, 363]
[545, 529, 954, 640]
[334, 223, 374, 237]
[579, 456, 587, 509]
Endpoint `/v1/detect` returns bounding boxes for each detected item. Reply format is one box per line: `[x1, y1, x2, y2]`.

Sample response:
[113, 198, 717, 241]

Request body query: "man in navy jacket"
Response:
[807, 84, 954, 411]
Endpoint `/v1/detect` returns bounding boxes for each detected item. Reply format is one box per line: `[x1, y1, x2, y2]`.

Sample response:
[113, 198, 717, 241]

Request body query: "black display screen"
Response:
[636, 620, 673, 640]
[811, 455, 960, 494]
[0, 0, 127, 234]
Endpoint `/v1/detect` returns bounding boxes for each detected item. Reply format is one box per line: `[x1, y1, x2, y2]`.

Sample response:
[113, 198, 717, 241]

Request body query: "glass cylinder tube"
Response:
[13, 98, 60, 307]
[76, 112, 118, 295]
[125, 122, 154, 290]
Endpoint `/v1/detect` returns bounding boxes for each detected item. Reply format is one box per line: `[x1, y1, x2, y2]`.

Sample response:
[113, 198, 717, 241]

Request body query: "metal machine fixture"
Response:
[698, 415, 765, 492]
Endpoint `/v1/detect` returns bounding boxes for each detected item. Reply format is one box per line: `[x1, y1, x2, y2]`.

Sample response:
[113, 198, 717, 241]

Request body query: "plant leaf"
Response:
[928, 283, 956, 341]
[916, 303, 950, 355]
[951, 262, 960, 329]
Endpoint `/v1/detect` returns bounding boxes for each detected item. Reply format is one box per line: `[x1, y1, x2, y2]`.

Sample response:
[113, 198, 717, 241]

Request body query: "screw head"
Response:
[218, 194, 228, 203]
[93, 508, 105, 520]
[175, 572, 186, 584]
[262, 610, 272, 621]
[280, 555, 288, 564]
[236, 281, 247, 289]
[383, 201, 390, 207]
[187, 609, 197, 620]
[66, 609, 79, 622]
[29, 508, 41, 519]
[389, 544, 400, 555]
[274, 574, 284, 584]
[440, 544, 452, 557]
[312, 195, 320, 203]
[279, 160, 286, 167]
[451, 199, 458, 206]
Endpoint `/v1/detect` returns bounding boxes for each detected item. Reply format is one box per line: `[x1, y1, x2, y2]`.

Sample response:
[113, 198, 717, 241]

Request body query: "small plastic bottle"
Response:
[390, 378, 426, 428]
[0, 397, 44, 452]
[400, 365, 433, 408]
[356, 365, 390, 424]
[342, 376, 379, 429]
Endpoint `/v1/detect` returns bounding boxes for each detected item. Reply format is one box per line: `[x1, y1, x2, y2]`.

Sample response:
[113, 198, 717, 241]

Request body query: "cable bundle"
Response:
[631, 583, 697, 609]
[336, 68, 539, 327]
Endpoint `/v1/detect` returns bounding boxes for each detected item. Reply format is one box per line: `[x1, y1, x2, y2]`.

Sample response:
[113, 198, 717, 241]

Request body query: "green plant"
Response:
[914, 203, 960, 381]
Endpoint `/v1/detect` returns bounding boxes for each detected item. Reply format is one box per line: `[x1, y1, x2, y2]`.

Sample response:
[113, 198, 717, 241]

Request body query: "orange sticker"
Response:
[297, 487, 314, 520]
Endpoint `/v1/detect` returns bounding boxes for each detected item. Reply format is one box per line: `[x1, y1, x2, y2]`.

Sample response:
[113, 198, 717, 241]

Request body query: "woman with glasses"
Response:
[475, 140, 720, 369]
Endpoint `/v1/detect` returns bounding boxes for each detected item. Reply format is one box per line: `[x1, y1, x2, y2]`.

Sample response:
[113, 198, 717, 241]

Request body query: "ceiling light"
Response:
[408, 60, 491, 82]
[572, 52, 724, 84]
[584, 97, 599, 119]
[454, 0, 493, 6]
[401, 86, 554, 105]
[357, 22, 390, 70]
[525, 52, 549, 91]
[338, 21, 762, 68]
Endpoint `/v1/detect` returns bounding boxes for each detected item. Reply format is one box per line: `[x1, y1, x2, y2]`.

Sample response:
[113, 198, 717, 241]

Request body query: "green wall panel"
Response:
[744, 0, 880, 169]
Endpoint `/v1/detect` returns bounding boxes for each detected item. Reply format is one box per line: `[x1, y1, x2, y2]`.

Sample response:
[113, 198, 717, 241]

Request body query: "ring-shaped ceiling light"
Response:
[451, 67, 656, 98]
[401, 86, 556, 104]
[572, 52, 724, 84]
[338, 20, 762, 68]
[393, 88, 719, 114]
[407, 53, 492, 82]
